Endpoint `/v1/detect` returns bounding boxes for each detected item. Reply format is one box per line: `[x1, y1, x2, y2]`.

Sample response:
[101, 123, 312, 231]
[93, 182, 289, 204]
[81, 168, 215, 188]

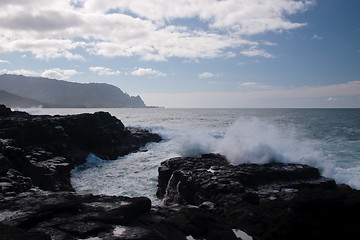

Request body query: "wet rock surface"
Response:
[157, 154, 360, 240]
[0, 105, 164, 240]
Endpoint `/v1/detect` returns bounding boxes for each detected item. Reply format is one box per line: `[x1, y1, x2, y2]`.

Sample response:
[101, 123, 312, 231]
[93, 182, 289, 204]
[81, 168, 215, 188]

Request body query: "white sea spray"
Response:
[215, 118, 331, 167]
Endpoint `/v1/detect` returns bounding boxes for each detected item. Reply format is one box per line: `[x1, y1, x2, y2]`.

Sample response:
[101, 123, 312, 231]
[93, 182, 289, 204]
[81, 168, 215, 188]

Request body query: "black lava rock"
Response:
[0, 105, 163, 240]
[157, 153, 360, 240]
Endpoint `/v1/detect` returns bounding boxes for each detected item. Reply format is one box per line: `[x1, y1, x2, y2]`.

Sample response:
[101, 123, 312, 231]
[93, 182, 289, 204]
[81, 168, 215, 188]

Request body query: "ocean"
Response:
[21, 108, 360, 204]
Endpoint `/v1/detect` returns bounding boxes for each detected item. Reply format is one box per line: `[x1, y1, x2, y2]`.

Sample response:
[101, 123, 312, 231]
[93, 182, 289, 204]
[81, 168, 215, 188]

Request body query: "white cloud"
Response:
[82, 0, 313, 34]
[0, 67, 78, 79]
[239, 82, 258, 87]
[0, 38, 85, 60]
[131, 67, 166, 77]
[199, 72, 217, 79]
[238, 82, 273, 90]
[0, 0, 314, 61]
[0, 68, 38, 76]
[0, 8, 83, 32]
[41, 68, 78, 80]
[261, 41, 277, 46]
[240, 46, 274, 58]
[0, 59, 10, 63]
[89, 66, 121, 76]
[312, 34, 323, 40]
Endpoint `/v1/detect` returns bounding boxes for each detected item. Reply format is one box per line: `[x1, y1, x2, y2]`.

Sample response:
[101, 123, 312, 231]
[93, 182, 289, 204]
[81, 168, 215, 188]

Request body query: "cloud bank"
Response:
[0, 0, 314, 61]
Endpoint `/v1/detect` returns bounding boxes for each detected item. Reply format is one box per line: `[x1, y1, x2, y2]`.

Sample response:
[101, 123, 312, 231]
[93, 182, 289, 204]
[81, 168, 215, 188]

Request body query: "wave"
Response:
[174, 130, 219, 157]
[174, 117, 324, 164]
[172, 117, 360, 189]
[217, 118, 325, 165]
[72, 153, 108, 172]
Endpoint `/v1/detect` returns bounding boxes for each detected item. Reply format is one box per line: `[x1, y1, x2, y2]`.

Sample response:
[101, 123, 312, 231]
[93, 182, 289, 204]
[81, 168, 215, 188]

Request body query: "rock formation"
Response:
[0, 104, 161, 192]
[0, 105, 163, 239]
[157, 154, 360, 240]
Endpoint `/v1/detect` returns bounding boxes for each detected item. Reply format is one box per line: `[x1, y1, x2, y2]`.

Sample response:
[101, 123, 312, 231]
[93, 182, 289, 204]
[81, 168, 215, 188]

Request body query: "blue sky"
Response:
[0, 0, 359, 108]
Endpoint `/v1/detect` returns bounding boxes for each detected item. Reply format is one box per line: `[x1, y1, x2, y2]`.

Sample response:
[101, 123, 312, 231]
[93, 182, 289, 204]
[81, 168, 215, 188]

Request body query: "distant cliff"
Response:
[0, 74, 146, 108]
[0, 90, 51, 108]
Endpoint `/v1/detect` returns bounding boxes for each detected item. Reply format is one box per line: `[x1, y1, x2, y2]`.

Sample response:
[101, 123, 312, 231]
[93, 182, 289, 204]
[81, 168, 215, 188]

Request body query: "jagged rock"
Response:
[0, 105, 162, 191]
[0, 225, 51, 240]
[0, 105, 163, 240]
[0, 189, 153, 239]
[0, 169, 33, 197]
[0, 105, 11, 117]
[0, 154, 10, 175]
[157, 154, 360, 240]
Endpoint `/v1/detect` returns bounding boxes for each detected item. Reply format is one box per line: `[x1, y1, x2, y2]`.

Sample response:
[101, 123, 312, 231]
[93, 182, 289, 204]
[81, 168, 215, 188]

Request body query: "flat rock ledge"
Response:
[157, 154, 360, 240]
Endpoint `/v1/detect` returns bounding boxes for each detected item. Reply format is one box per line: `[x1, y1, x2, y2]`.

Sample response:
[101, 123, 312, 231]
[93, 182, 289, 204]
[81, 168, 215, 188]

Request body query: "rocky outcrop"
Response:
[157, 154, 360, 240]
[0, 190, 152, 240]
[0, 105, 164, 240]
[0, 105, 161, 192]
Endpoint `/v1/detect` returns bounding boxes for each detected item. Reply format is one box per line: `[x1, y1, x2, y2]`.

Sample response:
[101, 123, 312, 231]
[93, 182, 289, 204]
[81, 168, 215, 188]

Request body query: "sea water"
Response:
[21, 108, 360, 203]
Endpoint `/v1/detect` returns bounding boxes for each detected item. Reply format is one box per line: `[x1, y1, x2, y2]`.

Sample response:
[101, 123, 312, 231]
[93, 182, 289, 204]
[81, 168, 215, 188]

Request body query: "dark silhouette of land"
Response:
[0, 74, 146, 108]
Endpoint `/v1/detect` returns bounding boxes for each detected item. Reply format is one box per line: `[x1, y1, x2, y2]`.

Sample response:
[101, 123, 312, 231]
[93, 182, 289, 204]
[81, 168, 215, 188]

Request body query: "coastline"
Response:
[1, 104, 360, 240]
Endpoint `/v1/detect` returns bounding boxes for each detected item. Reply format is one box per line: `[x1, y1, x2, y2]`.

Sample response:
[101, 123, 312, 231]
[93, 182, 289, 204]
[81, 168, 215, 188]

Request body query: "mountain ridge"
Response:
[0, 74, 147, 108]
[0, 90, 51, 108]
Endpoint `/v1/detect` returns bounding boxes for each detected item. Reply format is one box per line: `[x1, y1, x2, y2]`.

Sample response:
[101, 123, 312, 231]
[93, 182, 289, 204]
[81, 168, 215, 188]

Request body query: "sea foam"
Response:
[217, 118, 325, 165]
[176, 117, 336, 182]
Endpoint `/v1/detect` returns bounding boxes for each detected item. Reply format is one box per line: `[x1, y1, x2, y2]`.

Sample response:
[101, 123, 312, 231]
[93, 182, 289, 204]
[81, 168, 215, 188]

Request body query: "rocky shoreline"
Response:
[0, 105, 161, 239]
[1, 104, 360, 240]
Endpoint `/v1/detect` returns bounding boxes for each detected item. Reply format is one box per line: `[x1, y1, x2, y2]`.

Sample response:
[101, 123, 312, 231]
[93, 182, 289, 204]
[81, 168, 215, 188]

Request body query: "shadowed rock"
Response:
[0, 190, 152, 239]
[0, 105, 161, 191]
[157, 154, 360, 240]
[0, 105, 163, 240]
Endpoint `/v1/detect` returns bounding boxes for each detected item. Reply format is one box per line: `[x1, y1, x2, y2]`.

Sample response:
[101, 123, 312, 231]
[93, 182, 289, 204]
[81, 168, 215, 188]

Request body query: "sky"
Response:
[0, 0, 359, 108]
